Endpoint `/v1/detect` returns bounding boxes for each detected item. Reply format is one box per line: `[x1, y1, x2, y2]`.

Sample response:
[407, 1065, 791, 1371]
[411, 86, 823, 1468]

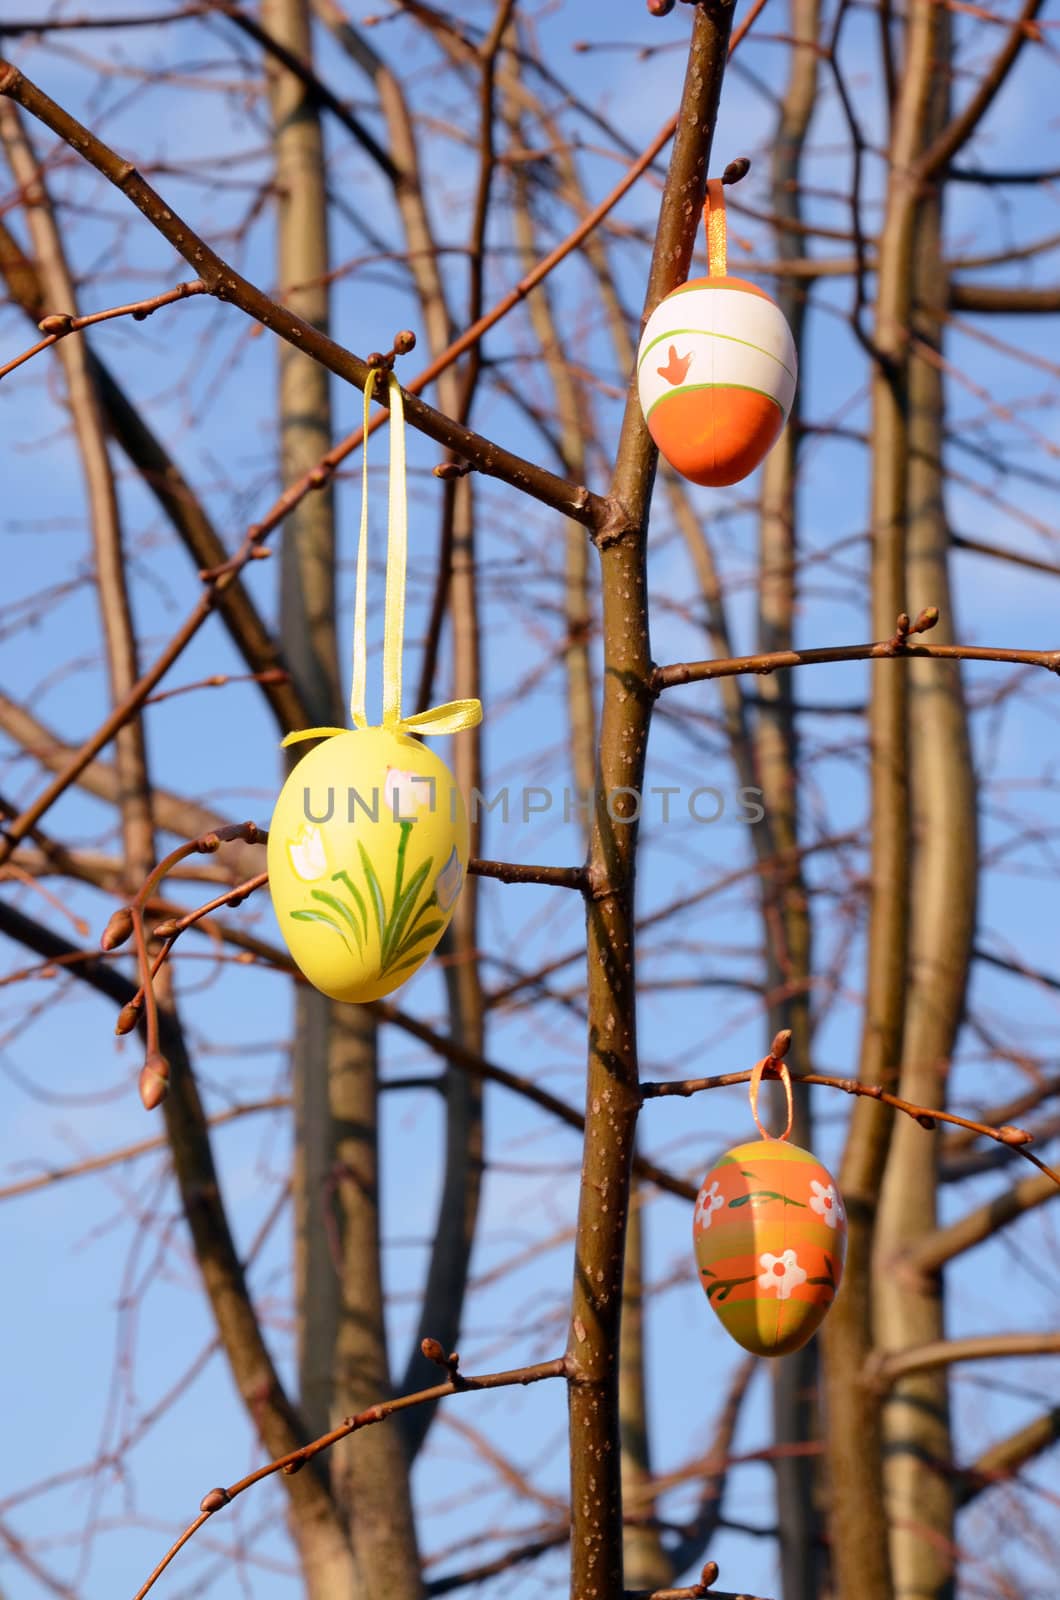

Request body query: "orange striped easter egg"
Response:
[693, 1140, 846, 1356]
[637, 276, 797, 487]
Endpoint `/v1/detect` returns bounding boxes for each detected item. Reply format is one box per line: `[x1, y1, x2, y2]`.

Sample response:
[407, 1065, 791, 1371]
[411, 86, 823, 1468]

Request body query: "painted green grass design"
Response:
[383, 824, 433, 966]
[291, 820, 441, 977]
[309, 889, 362, 949]
[731, 1170, 808, 1209]
[290, 907, 351, 950]
[395, 917, 443, 962]
[358, 841, 388, 948]
[331, 870, 368, 939]
[806, 1255, 837, 1294]
[700, 1267, 758, 1304]
[728, 1189, 807, 1210]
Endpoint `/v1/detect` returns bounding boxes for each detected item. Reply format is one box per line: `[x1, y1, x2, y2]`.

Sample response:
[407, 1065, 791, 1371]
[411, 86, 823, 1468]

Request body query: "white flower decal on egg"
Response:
[384, 767, 435, 821]
[435, 847, 464, 913]
[757, 1249, 808, 1301]
[809, 1179, 842, 1229]
[287, 824, 328, 882]
[694, 1179, 724, 1231]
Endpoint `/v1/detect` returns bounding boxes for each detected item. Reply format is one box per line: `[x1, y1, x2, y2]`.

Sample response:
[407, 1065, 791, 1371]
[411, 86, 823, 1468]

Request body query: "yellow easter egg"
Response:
[267, 727, 468, 1003]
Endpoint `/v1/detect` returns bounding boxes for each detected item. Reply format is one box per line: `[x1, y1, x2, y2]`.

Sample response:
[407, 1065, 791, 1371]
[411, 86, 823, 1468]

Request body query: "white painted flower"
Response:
[758, 1249, 808, 1301]
[694, 1179, 724, 1231]
[384, 767, 435, 821]
[435, 847, 464, 913]
[809, 1178, 842, 1230]
[287, 823, 328, 882]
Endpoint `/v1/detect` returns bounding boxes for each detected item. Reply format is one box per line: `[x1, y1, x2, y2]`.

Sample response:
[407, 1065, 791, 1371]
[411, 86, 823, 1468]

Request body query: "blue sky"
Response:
[1, 2, 1059, 1597]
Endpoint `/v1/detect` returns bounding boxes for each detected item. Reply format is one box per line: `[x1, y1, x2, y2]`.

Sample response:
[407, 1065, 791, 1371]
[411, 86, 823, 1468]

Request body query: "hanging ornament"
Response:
[693, 1056, 845, 1356]
[637, 178, 797, 487]
[267, 369, 481, 1004]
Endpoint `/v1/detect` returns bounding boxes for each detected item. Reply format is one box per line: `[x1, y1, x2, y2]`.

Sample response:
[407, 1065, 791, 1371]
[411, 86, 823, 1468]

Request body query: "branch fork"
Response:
[100, 821, 268, 1107]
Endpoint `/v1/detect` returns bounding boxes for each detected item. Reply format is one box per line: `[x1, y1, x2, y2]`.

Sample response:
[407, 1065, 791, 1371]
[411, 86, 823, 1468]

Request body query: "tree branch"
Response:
[896, 1169, 1059, 1277]
[0, 898, 352, 1574]
[0, 210, 304, 732]
[950, 282, 1060, 314]
[641, 1065, 1055, 1185]
[916, 0, 1045, 180]
[0, 277, 206, 382]
[0, 58, 599, 527]
[871, 1332, 1060, 1387]
[957, 1407, 1060, 1506]
[0, 1098, 288, 1204]
[468, 858, 588, 889]
[652, 631, 1060, 692]
[132, 1354, 568, 1600]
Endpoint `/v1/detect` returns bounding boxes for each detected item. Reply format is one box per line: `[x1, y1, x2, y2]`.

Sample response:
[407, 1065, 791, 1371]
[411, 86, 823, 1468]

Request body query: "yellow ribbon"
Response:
[283, 368, 482, 750]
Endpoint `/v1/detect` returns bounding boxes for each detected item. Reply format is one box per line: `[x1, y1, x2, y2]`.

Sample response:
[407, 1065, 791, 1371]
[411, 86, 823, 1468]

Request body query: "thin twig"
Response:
[0, 1099, 288, 1204]
[641, 1067, 1059, 1189]
[105, 823, 265, 1104]
[0, 279, 205, 382]
[653, 635, 1060, 692]
[0, 55, 601, 526]
[468, 859, 588, 889]
[131, 1355, 568, 1600]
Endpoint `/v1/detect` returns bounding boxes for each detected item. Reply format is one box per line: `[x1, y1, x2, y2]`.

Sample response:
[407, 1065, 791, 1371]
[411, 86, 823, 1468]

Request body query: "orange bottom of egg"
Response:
[649, 385, 784, 487]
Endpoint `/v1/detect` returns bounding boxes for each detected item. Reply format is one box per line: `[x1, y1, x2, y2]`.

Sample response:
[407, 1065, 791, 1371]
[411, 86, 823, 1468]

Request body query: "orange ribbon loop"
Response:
[749, 1056, 793, 1142]
[705, 177, 727, 279]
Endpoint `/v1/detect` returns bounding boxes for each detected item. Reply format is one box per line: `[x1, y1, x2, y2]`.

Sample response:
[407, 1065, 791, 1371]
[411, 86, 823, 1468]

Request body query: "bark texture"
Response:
[755, 4, 821, 1592]
[567, 9, 733, 1597]
[263, 4, 420, 1592]
[872, 13, 977, 1596]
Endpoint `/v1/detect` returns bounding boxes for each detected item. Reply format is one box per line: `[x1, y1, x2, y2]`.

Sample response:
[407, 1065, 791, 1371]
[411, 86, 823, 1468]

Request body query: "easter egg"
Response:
[693, 1140, 845, 1356]
[637, 277, 797, 487]
[267, 727, 468, 1003]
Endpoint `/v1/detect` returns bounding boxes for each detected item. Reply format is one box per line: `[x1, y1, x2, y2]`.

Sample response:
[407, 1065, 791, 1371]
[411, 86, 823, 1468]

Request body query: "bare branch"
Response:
[653, 630, 1060, 691]
[897, 1170, 1059, 1276]
[132, 1356, 568, 1600]
[950, 282, 1060, 314]
[917, 0, 1046, 180]
[871, 1332, 1060, 1387]
[642, 1064, 1053, 1184]
[957, 1408, 1060, 1506]
[0, 278, 205, 382]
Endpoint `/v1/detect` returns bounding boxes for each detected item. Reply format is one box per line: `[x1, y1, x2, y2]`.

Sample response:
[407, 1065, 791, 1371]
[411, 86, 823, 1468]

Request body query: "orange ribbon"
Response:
[749, 1055, 793, 1142]
[705, 177, 727, 279]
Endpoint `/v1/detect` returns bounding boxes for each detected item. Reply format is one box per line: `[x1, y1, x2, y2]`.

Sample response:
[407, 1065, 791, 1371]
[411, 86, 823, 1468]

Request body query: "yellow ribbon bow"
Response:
[283, 367, 483, 750]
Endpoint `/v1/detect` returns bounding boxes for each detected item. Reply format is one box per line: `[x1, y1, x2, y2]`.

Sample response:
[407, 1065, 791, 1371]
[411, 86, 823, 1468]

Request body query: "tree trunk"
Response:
[755, 3, 821, 1592]
[873, 13, 977, 1596]
[262, 4, 420, 1592]
[568, 9, 732, 1596]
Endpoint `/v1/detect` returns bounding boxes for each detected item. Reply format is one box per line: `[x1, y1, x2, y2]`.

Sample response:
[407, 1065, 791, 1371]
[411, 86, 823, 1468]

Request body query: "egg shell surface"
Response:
[637, 277, 798, 486]
[693, 1140, 846, 1356]
[267, 727, 468, 1003]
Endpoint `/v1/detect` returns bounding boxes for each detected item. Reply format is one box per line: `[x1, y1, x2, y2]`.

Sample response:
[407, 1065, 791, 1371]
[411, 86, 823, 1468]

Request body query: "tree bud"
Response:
[139, 1053, 170, 1110]
[115, 1000, 142, 1036]
[101, 907, 134, 951]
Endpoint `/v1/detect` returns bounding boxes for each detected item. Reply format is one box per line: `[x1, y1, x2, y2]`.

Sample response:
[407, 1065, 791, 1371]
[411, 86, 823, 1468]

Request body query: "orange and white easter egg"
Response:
[267, 727, 468, 1004]
[693, 1140, 845, 1357]
[637, 276, 797, 487]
